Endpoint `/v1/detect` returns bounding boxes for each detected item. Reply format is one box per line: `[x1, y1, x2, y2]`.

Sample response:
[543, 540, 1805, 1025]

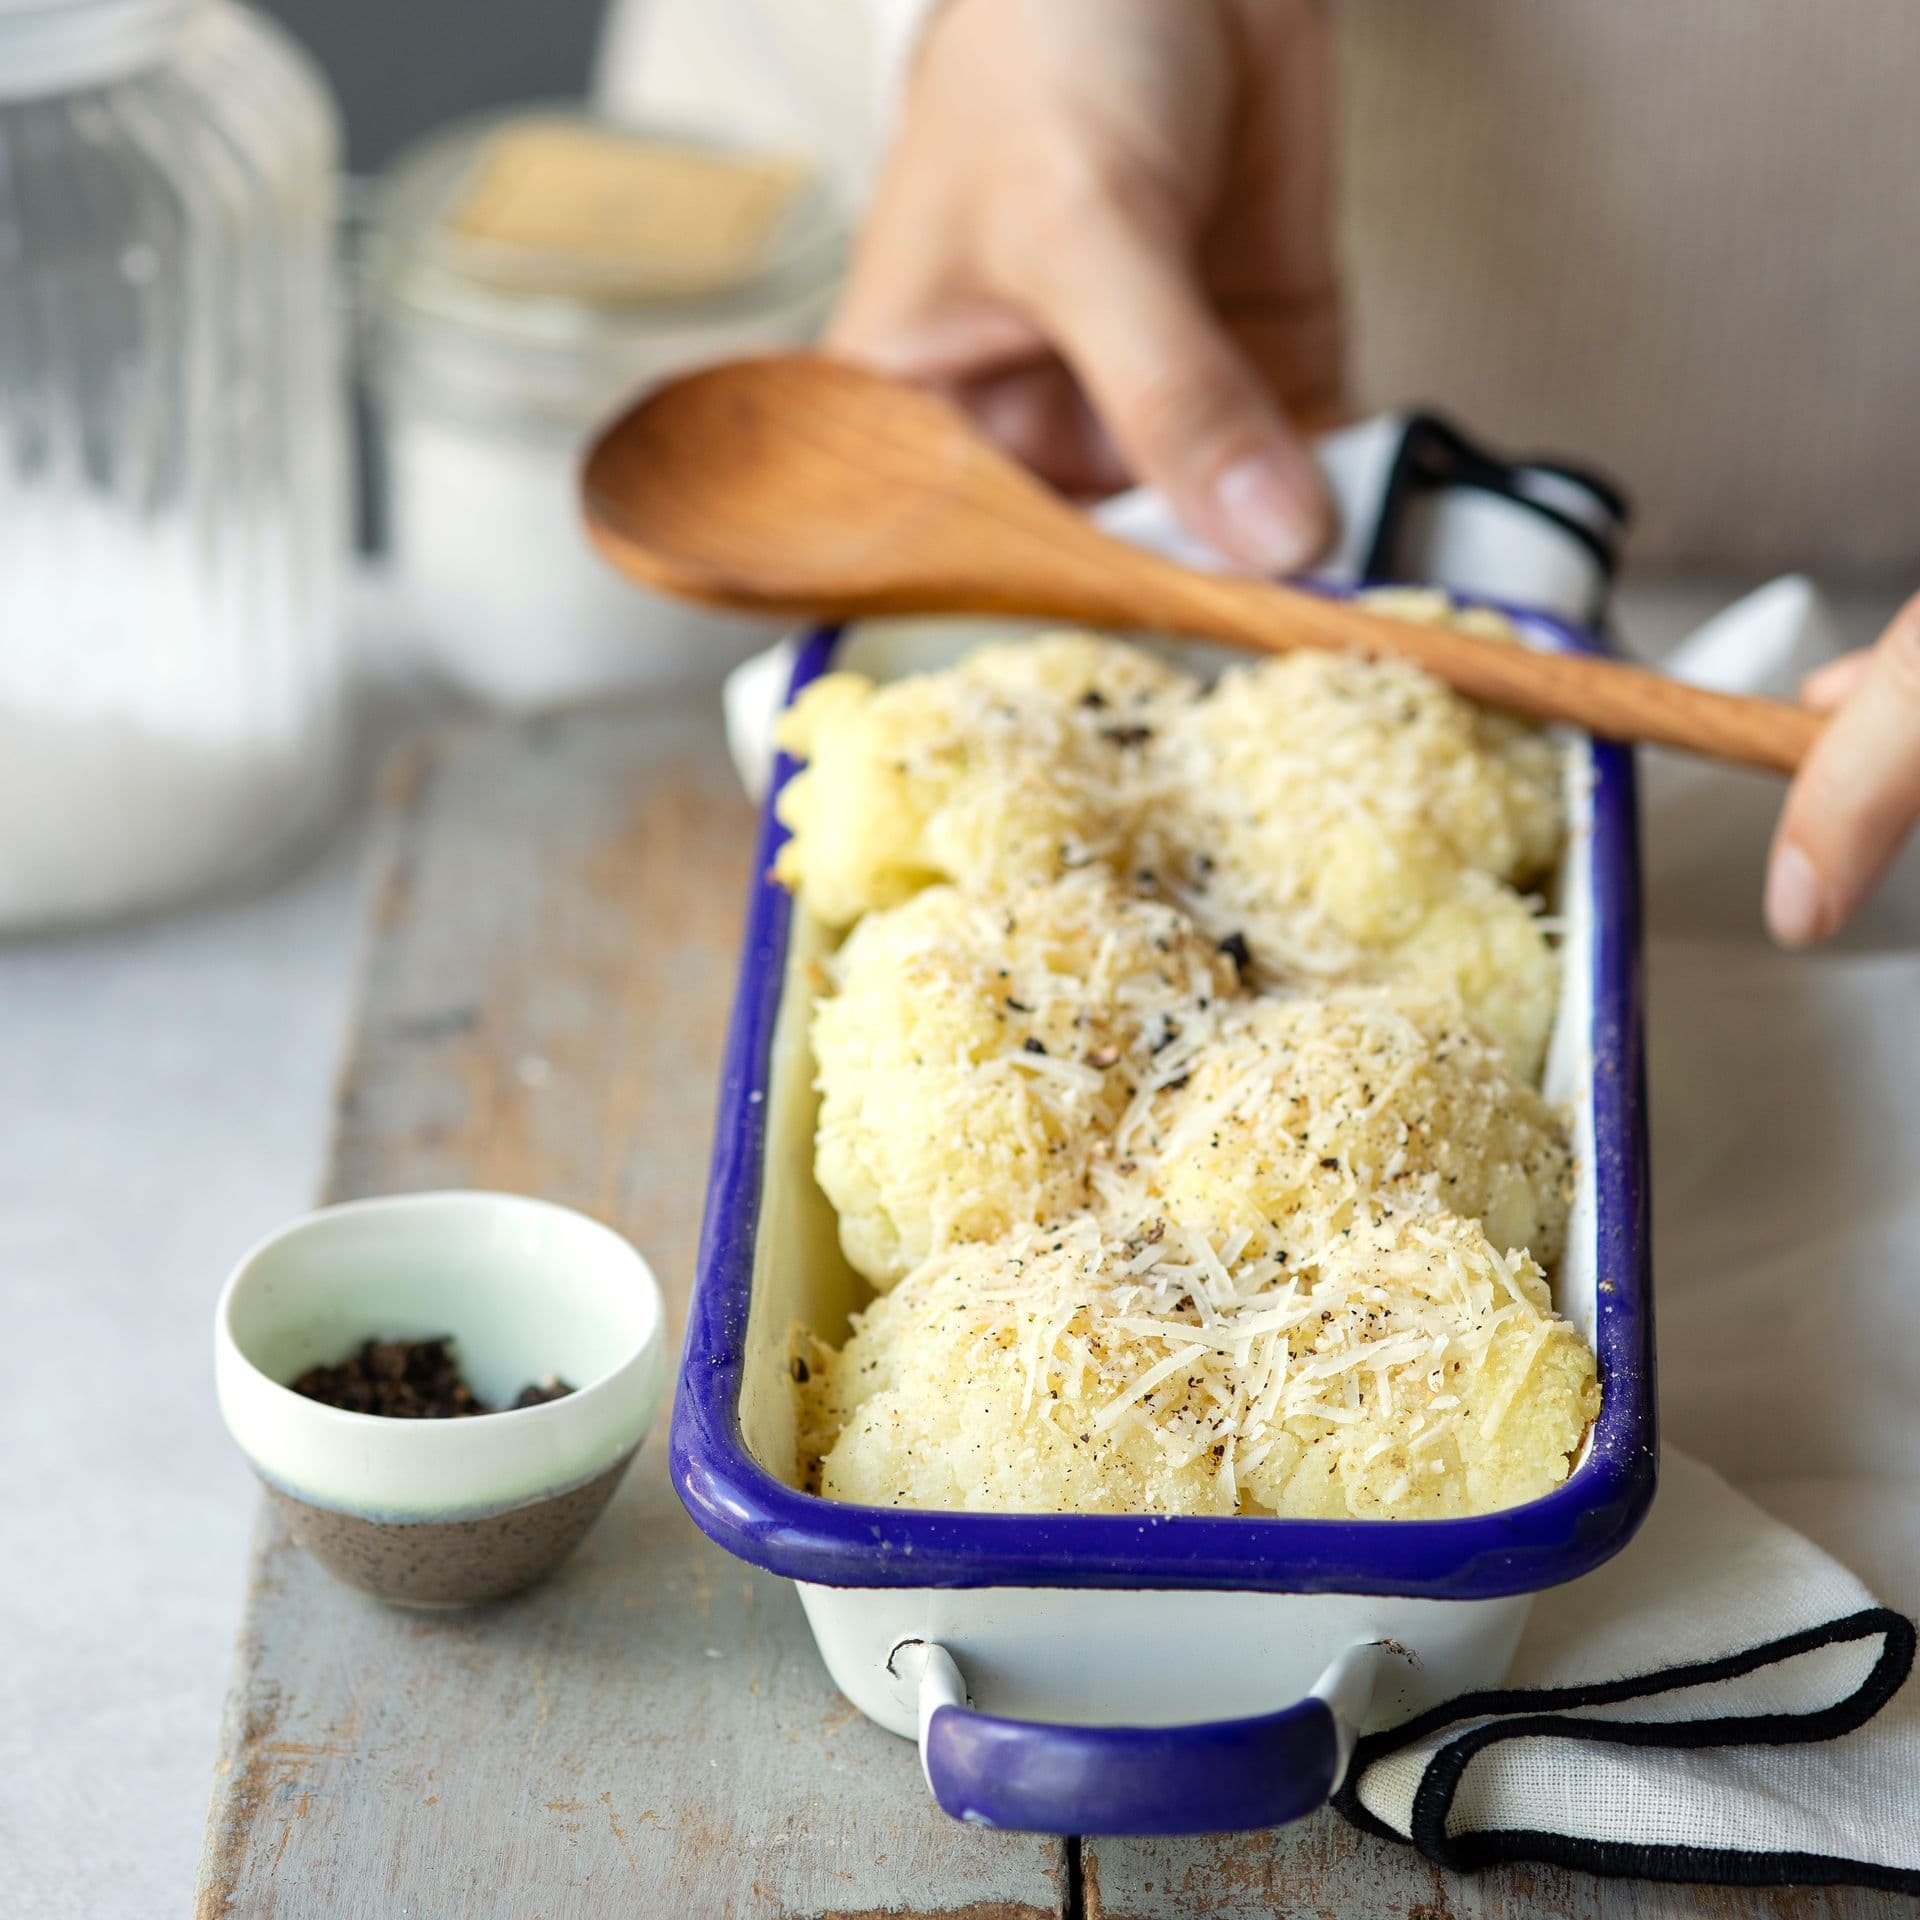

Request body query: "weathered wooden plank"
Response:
[197, 699, 1066, 1920]
[1085, 1810, 1920, 1916]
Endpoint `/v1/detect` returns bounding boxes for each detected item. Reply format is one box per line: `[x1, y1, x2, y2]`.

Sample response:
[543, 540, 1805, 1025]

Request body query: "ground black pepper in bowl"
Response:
[289, 1336, 575, 1419]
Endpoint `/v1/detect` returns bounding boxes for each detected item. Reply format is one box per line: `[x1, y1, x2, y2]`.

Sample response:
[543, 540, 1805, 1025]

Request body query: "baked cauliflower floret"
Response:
[1154, 647, 1561, 1060]
[1238, 1214, 1600, 1520]
[1169, 648, 1560, 897]
[812, 872, 1237, 1288]
[807, 1212, 1598, 1520]
[774, 632, 1196, 927]
[808, 1219, 1245, 1516]
[1380, 870, 1559, 1082]
[1141, 985, 1571, 1269]
[1154, 645, 1562, 1075]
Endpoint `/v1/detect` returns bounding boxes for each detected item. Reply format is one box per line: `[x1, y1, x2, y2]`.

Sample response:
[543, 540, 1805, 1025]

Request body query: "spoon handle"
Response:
[1109, 554, 1821, 775]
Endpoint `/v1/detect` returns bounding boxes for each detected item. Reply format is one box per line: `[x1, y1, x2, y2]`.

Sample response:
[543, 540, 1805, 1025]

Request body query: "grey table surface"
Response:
[0, 574, 1902, 1920]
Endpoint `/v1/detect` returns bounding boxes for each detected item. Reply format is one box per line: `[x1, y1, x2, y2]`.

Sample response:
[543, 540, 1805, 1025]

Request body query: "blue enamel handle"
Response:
[901, 1642, 1378, 1836]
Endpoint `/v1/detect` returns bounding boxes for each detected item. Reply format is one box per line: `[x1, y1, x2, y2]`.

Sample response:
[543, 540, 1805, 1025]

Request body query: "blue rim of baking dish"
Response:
[672, 604, 1656, 1597]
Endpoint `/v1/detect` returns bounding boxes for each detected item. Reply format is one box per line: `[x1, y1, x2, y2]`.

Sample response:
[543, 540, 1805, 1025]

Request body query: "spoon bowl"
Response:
[582, 353, 1141, 620]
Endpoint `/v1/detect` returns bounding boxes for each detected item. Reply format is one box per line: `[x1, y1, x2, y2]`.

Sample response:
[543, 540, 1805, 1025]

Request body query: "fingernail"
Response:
[1214, 455, 1325, 574]
[1765, 842, 1826, 947]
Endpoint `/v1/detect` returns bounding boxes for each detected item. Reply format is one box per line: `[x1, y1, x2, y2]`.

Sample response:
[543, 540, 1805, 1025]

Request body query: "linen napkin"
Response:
[722, 432, 1920, 1888]
[1333, 566, 1920, 1888]
[1334, 1451, 1915, 1886]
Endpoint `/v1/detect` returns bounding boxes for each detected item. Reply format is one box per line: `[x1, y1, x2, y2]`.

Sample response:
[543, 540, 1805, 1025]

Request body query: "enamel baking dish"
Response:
[673, 609, 1655, 1835]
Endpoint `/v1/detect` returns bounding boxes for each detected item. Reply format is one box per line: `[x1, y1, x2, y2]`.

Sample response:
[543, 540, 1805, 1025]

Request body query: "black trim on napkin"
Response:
[1332, 1607, 1918, 1889]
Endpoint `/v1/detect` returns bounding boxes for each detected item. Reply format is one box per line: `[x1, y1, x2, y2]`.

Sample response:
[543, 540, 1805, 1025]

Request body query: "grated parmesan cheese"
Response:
[1139, 985, 1572, 1270]
[804, 1213, 1599, 1520]
[773, 620, 1562, 1076]
[1148, 639, 1563, 1077]
[773, 632, 1197, 929]
[784, 614, 1597, 1522]
[812, 871, 1235, 1287]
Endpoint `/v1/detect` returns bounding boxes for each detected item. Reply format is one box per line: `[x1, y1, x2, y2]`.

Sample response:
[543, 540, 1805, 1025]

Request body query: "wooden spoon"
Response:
[582, 352, 1819, 773]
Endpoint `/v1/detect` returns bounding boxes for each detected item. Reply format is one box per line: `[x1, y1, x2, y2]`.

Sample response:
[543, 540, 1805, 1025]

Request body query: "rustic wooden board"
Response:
[196, 696, 1909, 1919]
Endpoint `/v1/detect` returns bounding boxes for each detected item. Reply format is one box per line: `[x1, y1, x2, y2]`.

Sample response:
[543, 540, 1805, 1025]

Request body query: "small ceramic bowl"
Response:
[215, 1190, 668, 1607]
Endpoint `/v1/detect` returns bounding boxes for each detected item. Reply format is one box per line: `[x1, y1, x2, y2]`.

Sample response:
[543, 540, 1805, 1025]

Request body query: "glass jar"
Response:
[0, 0, 347, 932]
[365, 109, 844, 712]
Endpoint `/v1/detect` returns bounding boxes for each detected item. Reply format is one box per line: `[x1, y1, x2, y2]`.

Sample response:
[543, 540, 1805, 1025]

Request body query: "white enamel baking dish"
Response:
[672, 610, 1655, 1834]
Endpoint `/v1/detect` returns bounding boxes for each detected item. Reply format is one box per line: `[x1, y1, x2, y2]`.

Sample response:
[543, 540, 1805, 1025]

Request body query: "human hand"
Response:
[829, 0, 1343, 572]
[1766, 595, 1920, 944]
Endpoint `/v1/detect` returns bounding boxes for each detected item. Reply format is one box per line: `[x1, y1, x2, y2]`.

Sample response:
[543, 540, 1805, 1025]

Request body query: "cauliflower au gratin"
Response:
[777, 615, 1597, 1523]
[802, 1212, 1598, 1521]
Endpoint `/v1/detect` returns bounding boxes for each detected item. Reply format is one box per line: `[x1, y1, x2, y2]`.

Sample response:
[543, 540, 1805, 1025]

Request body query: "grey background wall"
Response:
[255, 0, 611, 543]
[260, 0, 607, 170]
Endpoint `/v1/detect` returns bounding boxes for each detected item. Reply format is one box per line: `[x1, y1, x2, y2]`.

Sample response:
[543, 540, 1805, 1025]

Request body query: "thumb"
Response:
[1009, 197, 1333, 573]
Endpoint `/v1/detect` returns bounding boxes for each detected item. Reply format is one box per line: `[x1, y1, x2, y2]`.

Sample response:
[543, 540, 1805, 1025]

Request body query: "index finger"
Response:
[1767, 592, 1920, 945]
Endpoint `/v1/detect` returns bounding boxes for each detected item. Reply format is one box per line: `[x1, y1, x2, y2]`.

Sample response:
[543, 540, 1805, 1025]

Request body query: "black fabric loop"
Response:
[1361, 411, 1631, 590]
[1331, 1607, 1917, 1888]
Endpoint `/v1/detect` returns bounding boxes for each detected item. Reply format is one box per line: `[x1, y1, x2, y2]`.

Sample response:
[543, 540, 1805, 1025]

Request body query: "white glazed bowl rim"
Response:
[215, 1190, 669, 1521]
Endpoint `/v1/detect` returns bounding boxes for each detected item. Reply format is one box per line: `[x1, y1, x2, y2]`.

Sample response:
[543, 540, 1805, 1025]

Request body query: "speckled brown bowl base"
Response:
[262, 1448, 639, 1607]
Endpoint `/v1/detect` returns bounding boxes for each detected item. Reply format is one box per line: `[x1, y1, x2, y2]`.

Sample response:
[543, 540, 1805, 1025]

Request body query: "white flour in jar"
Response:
[0, 524, 341, 932]
[367, 111, 841, 711]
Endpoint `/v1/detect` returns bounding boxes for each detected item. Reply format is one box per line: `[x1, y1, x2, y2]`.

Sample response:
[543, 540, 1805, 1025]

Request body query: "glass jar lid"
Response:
[365, 106, 845, 376]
